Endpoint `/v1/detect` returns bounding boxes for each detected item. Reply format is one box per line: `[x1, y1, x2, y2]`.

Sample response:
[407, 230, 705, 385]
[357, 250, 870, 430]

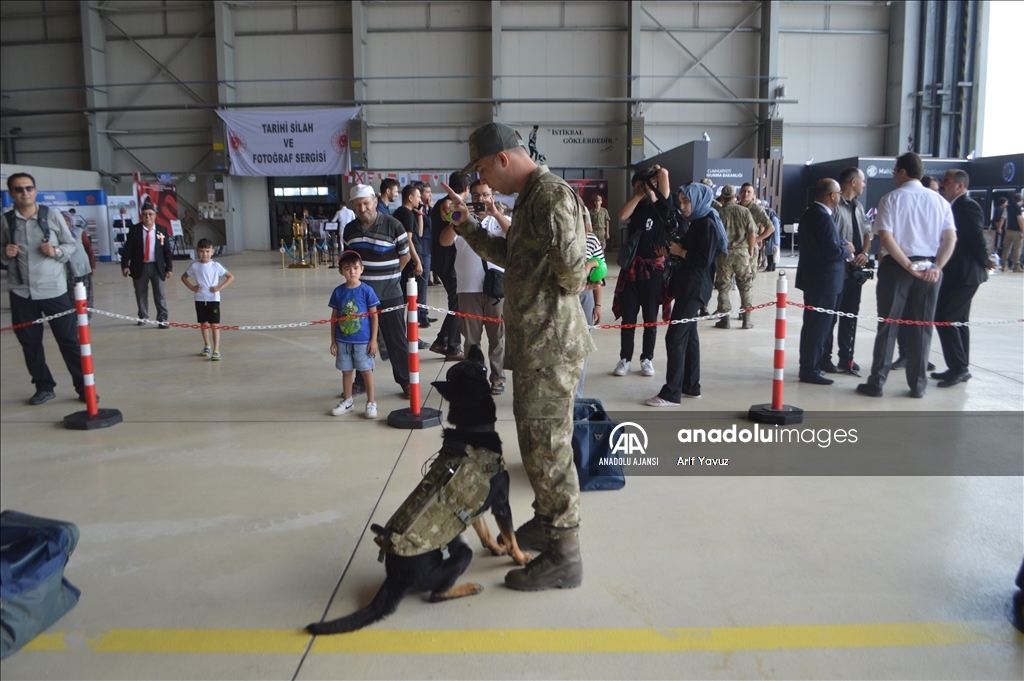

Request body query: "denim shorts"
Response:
[335, 342, 374, 372]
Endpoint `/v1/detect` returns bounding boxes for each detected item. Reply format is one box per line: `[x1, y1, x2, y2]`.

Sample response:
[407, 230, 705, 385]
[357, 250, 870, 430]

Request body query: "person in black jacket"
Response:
[933, 170, 992, 387]
[645, 183, 724, 406]
[121, 203, 174, 327]
[795, 179, 854, 385]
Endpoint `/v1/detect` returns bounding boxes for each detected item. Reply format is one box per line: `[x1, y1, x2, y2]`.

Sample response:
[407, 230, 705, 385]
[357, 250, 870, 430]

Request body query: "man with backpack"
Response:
[1, 173, 85, 405]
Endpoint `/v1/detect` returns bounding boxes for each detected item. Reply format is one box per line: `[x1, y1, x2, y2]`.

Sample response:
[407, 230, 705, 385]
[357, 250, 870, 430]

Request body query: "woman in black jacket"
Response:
[646, 182, 726, 406]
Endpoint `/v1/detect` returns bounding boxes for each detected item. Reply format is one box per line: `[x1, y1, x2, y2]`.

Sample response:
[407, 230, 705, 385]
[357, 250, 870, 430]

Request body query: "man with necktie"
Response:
[122, 202, 174, 327]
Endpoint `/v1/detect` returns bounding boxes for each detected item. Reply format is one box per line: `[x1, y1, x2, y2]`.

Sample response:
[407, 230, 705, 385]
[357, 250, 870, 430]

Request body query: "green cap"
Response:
[460, 122, 522, 174]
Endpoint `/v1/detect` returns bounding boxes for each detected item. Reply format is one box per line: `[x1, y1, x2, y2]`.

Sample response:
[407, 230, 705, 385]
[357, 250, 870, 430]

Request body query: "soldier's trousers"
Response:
[714, 252, 754, 313]
[512, 359, 584, 531]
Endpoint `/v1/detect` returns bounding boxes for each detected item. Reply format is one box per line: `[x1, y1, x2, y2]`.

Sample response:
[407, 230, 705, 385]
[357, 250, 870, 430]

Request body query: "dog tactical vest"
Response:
[374, 440, 504, 558]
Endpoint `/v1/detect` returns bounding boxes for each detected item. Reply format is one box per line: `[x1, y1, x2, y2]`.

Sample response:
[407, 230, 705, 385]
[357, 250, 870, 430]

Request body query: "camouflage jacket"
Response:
[743, 199, 772, 236]
[589, 207, 610, 238]
[719, 202, 757, 254]
[454, 166, 596, 371]
[375, 441, 504, 558]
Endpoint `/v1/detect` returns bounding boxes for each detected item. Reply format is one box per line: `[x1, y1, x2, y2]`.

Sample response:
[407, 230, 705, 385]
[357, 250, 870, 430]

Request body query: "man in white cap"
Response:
[342, 184, 412, 395]
[442, 122, 594, 592]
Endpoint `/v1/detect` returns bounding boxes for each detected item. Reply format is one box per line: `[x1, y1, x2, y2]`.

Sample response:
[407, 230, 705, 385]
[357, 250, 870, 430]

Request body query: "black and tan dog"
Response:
[306, 346, 530, 636]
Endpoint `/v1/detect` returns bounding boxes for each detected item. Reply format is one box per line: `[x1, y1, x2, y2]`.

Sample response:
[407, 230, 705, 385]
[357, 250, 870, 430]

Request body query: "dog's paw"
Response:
[430, 582, 484, 602]
[512, 551, 534, 566]
[486, 543, 508, 557]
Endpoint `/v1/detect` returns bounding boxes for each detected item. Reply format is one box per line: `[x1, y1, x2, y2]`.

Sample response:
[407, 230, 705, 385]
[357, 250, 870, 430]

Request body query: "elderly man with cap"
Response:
[441, 122, 595, 592]
[342, 184, 411, 396]
[712, 185, 757, 329]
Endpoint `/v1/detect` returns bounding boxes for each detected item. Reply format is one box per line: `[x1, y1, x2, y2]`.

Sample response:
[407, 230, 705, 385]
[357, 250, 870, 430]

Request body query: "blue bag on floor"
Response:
[573, 399, 625, 491]
[0, 510, 81, 659]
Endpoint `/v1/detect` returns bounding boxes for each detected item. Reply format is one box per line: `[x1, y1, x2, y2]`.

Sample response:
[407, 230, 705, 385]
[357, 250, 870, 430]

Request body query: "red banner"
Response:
[564, 179, 608, 210]
[136, 182, 178, 233]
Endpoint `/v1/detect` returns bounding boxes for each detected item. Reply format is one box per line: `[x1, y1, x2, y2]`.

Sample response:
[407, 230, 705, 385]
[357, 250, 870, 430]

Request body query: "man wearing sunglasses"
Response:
[1, 173, 85, 405]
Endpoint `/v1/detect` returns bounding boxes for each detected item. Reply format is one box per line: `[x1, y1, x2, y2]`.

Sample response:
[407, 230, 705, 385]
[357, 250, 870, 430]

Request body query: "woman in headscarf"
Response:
[645, 182, 725, 406]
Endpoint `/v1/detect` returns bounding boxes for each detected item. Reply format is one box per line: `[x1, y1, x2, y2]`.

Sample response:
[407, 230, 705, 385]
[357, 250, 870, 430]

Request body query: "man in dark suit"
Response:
[796, 179, 854, 385]
[121, 203, 174, 327]
[933, 170, 991, 387]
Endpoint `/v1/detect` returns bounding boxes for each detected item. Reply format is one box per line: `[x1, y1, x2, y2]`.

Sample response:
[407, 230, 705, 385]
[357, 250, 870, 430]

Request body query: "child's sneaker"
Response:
[210, 351, 221, 361]
[200, 346, 211, 358]
[365, 401, 378, 419]
[331, 397, 354, 416]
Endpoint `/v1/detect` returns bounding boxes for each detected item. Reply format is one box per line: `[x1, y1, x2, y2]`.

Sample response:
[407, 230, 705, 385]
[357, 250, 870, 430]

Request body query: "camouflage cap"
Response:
[460, 122, 522, 174]
[699, 178, 714, 188]
[720, 184, 736, 199]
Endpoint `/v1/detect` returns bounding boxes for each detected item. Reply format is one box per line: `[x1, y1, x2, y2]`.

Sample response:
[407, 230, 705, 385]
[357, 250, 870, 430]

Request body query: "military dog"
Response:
[306, 346, 530, 636]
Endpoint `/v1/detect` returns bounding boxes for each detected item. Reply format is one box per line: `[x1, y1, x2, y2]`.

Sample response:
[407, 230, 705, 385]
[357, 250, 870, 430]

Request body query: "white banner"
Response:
[216, 108, 361, 177]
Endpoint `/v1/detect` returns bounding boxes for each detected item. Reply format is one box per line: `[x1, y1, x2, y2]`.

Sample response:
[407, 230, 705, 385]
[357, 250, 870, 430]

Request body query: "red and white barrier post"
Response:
[387, 277, 441, 429]
[64, 282, 123, 430]
[748, 270, 804, 425]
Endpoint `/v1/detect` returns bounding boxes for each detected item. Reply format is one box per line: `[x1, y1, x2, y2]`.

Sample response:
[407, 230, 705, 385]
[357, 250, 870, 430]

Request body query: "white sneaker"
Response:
[365, 401, 378, 419]
[331, 397, 354, 416]
[645, 396, 680, 407]
[613, 359, 631, 376]
[640, 358, 655, 376]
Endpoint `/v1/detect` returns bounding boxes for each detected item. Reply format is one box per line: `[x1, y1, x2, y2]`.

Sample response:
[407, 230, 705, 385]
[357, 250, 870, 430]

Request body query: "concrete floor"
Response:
[1, 251, 1022, 680]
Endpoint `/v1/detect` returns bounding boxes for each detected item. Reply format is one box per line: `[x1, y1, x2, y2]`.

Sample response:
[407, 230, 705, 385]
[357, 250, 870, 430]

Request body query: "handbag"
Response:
[572, 399, 625, 491]
[0, 510, 81, 659]
[481, 258, 504, 303]
[616, 228, 642, 271]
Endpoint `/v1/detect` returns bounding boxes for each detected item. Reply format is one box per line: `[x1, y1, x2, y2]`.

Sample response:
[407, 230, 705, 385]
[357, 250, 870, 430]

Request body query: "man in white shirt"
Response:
[857, 152, 956, 398]
[438, 179, 509, 395]
[332, 200, 355, 228]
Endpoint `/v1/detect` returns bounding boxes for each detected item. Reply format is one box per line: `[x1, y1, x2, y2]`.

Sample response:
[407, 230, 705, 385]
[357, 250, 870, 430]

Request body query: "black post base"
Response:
[64, 408, 124, 430]
[387, 406, 442, 429]
[748, 403, 804, 425]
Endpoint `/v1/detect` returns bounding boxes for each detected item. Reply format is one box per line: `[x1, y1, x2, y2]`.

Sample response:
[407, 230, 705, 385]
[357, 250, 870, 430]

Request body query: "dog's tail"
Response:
[306, 576, 406, 636]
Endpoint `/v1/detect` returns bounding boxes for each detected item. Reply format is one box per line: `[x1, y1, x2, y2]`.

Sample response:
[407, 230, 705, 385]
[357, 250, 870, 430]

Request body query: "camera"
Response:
[850, 258, 876, 283]
[471, 201, 487, 214]
[631, 167, 658, 185]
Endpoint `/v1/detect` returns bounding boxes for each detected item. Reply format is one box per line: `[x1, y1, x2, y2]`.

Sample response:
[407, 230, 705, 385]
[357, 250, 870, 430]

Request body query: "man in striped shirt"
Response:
[342, 184, 412, 395]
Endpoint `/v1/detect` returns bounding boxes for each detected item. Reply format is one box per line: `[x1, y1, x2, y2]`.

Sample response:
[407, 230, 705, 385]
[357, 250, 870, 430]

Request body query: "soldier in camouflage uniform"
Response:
[739, 183, 775, 274]
[589, 195, 610, 250]
[699, 178, 722, 211]
[713, 185, 757, 329]
[443, 122, 595, 592]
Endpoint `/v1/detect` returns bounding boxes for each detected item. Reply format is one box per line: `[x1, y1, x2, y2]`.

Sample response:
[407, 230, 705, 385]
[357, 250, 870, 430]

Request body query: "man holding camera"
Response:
[614, 165, 672, 376]
[438, 179, 509, 395]
[820, 166, 873, 376]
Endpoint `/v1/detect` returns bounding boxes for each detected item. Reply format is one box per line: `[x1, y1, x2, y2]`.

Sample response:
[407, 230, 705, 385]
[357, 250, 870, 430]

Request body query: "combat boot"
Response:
[741, 312, 754, 329]
[505, 530, 582, 591]
[714, 315, 730, 329]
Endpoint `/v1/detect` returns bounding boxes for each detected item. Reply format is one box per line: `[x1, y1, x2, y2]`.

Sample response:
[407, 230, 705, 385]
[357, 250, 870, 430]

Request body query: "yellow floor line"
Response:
[20, 621, 1021, 655]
